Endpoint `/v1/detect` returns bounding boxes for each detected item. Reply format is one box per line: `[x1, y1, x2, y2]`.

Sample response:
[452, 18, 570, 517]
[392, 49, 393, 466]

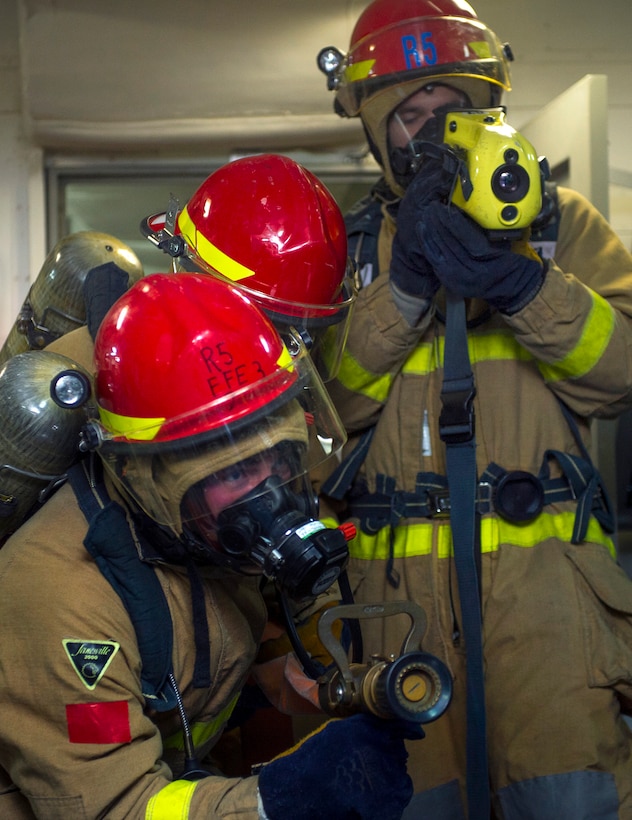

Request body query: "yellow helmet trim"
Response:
[469, 41, 493, 59]
[277, 344, 293, 370]
[98, 406, 166, 441]
[98, 348, 292, 442]
[178, 206, 255, 282]
[344, 59, 376, 83]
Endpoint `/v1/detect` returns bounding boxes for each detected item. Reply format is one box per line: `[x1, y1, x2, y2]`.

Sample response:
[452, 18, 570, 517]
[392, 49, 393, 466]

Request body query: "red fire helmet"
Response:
[318, 0, 513, 196]
[333, 0, 511, 117]
[86, 272, 348, 536]
[176, 154, 353, 324]
[93, 272, 297, 447]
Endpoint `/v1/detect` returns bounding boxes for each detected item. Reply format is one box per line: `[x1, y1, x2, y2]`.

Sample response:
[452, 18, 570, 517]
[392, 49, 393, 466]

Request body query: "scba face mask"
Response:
[388, 99, 463, 192]
[182, 443, 351, 599]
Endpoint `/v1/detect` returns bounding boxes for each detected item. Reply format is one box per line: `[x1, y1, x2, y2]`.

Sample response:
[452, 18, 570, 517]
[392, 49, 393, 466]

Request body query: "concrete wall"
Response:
[1, 0, 631, 342]
[0, 2, 45, 341]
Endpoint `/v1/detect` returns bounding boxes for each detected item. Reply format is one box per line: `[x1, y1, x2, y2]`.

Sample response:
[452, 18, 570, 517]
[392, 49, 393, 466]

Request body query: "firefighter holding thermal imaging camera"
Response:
[317, 1, 632, 818]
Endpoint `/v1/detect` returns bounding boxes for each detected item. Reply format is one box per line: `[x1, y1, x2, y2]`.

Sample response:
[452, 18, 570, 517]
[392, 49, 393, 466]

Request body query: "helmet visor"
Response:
[94, 338, 346, 531]
[336, 16, 511, 117]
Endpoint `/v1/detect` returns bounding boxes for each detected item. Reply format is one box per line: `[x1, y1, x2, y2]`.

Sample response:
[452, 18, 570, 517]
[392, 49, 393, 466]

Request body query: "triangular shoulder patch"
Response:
[62, 639, 120, 691]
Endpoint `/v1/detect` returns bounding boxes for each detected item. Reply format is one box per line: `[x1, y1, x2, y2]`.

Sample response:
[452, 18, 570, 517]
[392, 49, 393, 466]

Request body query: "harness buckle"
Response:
[439, 383, 476, 444]
[427, 490, 452, 518]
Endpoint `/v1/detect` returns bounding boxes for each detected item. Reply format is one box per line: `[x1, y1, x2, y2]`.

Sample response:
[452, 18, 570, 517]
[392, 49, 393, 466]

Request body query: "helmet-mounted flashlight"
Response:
[317, 47, 344, 90]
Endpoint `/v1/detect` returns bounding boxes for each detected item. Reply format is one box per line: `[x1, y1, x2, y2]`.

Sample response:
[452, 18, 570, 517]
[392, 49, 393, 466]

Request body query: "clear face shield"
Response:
[180, 436, 349, 598]
[88, 336, 351, 599]
[228, 268, 358, 385]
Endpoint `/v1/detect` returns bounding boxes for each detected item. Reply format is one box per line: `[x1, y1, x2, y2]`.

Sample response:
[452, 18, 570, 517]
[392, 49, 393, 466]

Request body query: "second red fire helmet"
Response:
[142, 154, 357, 381]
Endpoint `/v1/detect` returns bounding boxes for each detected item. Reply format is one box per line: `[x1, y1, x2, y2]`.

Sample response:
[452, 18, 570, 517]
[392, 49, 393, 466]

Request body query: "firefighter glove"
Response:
[420, 199, 546, 314]
[389, 156, 451, 300]
[257, 712, 421, 819]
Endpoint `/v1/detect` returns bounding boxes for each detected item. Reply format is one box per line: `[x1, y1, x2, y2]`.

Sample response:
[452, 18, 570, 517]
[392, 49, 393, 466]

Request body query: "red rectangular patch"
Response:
[66, 701, 132, 744]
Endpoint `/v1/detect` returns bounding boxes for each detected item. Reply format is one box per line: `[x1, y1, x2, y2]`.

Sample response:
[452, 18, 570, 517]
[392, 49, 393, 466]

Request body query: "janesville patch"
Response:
[62, 639, 120, 690]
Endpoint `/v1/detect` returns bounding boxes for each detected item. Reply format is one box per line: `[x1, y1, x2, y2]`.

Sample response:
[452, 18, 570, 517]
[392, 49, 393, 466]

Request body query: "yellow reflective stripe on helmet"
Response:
[537, 292, 615, 383]
[344, 59, 376, 82]
[163, 693, 239, 751]
[468, 41, 493, 59]
[145, 779, 197, 819]
[98, 406, 166, 441]
[178, 205, 255, 282]
[348, 511, 615, 560]
[277, 343, 293, 370]
[99, 345, 291, 442]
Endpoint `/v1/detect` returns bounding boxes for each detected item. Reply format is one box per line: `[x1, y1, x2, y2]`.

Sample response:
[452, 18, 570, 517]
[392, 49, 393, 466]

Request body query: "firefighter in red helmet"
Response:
[317, 1, 632, 818]
[143, 153, 357, 382]
[0, 272, 420, 819]
[319, 0, 512, 199]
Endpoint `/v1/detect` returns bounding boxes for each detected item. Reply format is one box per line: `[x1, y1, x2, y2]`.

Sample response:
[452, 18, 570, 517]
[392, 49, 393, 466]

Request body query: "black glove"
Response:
[258, 713, 422, 820]
[390, 156, 450, 300]
[420, 199, 546, 314]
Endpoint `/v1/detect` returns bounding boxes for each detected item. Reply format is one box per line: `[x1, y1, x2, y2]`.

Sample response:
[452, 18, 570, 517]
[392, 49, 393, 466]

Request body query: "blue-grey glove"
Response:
[390, 157, 448, 300]
[420, 199, 546, 314]
[258, 713, 422, 820]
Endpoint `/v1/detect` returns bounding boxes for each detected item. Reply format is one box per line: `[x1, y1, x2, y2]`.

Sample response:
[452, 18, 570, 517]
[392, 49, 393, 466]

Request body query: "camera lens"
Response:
[492, 164, 530, 203]
[498, 170, 520, 194]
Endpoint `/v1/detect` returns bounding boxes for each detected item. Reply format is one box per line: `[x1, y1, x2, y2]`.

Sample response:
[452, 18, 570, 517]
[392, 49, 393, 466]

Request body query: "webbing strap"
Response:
[321, 427, 375, 501]
[68, 459, 177, 711]
[441, 293, 490, 818]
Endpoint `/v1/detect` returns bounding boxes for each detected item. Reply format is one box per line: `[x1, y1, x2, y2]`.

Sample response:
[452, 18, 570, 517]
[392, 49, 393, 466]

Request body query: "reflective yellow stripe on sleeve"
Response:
[336, 347, 395, 402]
[537, 291, 615, 382]
[402, 332, 533, 376]
[337, 330, 533, 402]
[339, 298, 614, 401]
[162, 693, 239, 752]
[348, 511, 615, 560]
[146, 779, 197, 820]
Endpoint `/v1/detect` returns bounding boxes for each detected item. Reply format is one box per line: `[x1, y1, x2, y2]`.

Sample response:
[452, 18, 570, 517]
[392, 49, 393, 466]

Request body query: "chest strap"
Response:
[348, 449, 614, 542]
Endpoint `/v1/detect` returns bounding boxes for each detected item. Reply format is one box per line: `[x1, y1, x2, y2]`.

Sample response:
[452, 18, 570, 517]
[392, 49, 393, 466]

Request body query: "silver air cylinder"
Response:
[0, 350, 92, 543]
[0, 231, 144, 367]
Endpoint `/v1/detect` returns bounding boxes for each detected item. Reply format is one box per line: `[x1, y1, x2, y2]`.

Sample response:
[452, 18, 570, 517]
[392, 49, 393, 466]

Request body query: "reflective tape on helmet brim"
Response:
[178, 205, 256, 282]
[98, 406, 166, 441]
[344, 59, 376, 83]
[97, 345, 294, 443]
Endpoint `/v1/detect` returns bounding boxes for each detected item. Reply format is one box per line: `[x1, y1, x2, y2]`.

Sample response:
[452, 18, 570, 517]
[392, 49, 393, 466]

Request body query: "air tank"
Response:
[0, 350, 92, 543]
[0, 231, 144, 366]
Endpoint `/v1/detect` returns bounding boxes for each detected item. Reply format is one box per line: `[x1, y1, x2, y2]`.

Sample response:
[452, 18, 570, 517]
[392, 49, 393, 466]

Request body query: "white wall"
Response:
[0, 2, 45, 342]
[1, 0, 631, 343]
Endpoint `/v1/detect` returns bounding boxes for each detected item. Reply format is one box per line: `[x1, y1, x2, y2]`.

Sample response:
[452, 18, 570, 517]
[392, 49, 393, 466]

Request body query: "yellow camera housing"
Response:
[444, 109, 543, 234]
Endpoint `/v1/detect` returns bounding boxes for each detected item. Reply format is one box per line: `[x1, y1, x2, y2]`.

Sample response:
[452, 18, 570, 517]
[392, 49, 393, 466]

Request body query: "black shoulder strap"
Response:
[345, 193, 383, 287]
[83, 262, 135, 341]
[67, 458, 178, 711]
[321, 428, 376, 501]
